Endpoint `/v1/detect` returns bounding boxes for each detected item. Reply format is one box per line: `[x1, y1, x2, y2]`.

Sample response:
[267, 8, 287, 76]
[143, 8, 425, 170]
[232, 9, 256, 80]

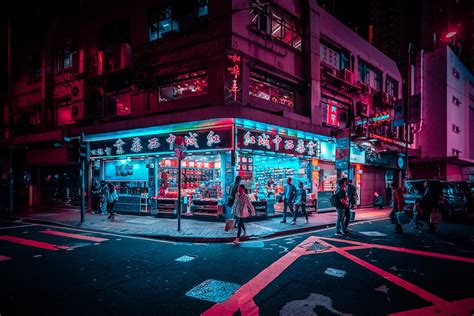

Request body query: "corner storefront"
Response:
[84, 118, 369, 221]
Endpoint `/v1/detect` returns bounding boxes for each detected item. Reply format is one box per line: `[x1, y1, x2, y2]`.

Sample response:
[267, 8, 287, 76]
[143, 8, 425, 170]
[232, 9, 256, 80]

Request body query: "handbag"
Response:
[430, 212, 442, 224]
[226, 197, 234, 207]
[224, 219, 235, 232]
[395, 211, 411, 225]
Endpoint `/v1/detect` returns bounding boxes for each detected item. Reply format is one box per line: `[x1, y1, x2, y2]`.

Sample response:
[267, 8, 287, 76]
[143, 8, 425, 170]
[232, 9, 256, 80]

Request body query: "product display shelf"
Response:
[190, 199, 223, 217]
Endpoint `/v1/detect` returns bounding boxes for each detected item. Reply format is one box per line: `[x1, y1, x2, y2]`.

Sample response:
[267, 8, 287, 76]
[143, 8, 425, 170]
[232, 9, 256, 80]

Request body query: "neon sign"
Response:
[356, 111, 391, 126]
[238, 128, 320, 157]
[225, 51, 242, 104]
[326, 100, 339, 126]
[90, 128, 233, 157]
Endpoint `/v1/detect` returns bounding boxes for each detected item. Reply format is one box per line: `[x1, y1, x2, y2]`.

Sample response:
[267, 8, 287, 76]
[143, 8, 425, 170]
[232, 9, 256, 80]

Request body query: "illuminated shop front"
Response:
[85, 119, 361, 220]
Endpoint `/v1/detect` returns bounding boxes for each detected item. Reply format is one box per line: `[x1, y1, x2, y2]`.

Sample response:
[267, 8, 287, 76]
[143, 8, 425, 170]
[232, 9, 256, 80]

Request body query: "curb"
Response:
[1, 214, 388, 243]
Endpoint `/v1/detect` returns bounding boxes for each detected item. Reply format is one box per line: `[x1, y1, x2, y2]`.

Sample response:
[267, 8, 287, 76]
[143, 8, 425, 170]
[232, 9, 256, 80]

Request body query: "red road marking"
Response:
[201, 239, 308, 316]
[0, 236, 66, 251]
[319, 236, 474, 263]
[388, 297, 474, 315]
[0, 255, 11, 262]
[41, 230, 108, 242]
[313, 237, 447, 305]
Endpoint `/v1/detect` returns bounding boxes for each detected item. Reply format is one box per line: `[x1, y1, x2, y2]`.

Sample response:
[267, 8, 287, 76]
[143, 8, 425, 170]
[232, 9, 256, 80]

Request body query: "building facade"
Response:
[411, 46, 474, 181]
[1, 0, 404, 215]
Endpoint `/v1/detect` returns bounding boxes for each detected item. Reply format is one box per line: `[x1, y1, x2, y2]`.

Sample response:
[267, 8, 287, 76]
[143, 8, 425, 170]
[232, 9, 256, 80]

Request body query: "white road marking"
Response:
[0, 224, 35, 230]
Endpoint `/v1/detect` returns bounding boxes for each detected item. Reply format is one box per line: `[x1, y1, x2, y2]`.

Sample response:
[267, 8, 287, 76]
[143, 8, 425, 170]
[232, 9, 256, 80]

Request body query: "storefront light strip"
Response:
[90, 148, 232, 160]
[234, 118, 331, 142]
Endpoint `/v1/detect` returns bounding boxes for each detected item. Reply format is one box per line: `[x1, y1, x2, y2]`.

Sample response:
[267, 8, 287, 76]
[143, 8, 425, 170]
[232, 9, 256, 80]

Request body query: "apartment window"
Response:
[386, 76, 398, 97]
[149, 6, 180, 41]
[197, 0, 208, 17]
[158, 70, 208, 102]
[452, 124, 460, 134]
[56, 48, 74, 73]
[250, 0, 302, 51]
[358, 60, 382, 91]
[28, 53, 42, 82]
[249, 70, 295, 108]
[320, 42, 350, 71]
[452, 95, 461, 106]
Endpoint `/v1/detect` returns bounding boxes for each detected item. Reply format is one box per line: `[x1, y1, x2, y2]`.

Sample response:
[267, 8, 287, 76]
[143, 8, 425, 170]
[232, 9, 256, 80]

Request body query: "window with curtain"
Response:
[386, 76, 398, 97]
[158, 70, 208, 102]
[358, 60, 381, 91]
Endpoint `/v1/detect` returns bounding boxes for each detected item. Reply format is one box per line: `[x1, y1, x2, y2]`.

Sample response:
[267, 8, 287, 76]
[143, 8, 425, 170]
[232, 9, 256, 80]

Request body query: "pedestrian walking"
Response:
[413, 198, 424, 229]
[227, 176, 241, 227]
[104, 183, 119, 221]
[280, 177, 297, 223]
[98, 180, 108, 215]
[90, 178, 101, 214]
[232, 184, 256, 245]
[419, 181, 439, 233]
[334, 178, 349, 236]
[389, 184, 406, 234]
[291, 182, 308, 224]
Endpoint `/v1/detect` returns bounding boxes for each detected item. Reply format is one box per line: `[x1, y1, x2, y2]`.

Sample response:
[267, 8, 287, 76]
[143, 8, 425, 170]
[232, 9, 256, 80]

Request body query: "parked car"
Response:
[404, 180, 467, 221]
[453, 181, 474, 213]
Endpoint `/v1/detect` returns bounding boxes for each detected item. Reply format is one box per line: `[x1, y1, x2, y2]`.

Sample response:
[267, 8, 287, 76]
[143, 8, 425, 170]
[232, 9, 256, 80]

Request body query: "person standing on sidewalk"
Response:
[90, 178, 101, 214]
[334, 179, 349, 236]
[232, 184, 256, 245]
[346, 180, 357, 210]
[98, 180, 108, 215]
[104, 183, 119, 221]
[227, 176, 241, 227]
[281, 177, 297, 223]
[390, 184, 406, 234]
[291, 182, 308, 225]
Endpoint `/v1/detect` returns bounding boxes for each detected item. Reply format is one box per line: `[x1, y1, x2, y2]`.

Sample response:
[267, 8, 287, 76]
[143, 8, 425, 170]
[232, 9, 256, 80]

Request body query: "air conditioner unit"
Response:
[71, 102, 86, 121]
[72, 49, 85, 75]
[110, 43, 132, 72]
[54, 80, 84, 102]
[323, 65, 337, 77]
[70, 80, 84, 102]
[356, 101, 369, 117]
[343, 69, 353, 84]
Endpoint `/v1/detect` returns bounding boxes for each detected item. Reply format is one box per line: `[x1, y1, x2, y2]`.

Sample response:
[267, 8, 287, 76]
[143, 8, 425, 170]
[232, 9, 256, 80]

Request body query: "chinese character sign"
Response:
[326, 100, 339, 126]
[238, 128, 320, 157]
[225, 51, 243, 104]
[90, 127, 233, 158]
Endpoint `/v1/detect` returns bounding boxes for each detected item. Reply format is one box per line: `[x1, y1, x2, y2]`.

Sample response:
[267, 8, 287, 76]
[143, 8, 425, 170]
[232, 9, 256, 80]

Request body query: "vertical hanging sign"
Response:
[225, 51, 242, 104]
[335, 128, 350, 171]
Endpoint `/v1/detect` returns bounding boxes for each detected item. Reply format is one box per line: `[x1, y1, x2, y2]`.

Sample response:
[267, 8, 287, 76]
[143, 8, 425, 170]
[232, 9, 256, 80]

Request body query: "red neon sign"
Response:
[327, 100, 339, 126]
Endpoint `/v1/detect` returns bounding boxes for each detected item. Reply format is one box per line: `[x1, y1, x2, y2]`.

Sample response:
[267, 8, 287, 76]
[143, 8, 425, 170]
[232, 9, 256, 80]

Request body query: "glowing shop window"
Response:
[159, 71, 208, 102]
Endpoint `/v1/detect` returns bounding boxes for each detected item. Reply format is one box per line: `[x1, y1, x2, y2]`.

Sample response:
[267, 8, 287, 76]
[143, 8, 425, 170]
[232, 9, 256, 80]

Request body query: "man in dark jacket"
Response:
[281, 177, 297, 223]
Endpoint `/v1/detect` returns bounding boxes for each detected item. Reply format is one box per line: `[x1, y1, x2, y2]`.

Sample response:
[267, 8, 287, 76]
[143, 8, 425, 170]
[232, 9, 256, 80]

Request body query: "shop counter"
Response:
[115, 195, 143, 214]
[191, 199, 223, 218]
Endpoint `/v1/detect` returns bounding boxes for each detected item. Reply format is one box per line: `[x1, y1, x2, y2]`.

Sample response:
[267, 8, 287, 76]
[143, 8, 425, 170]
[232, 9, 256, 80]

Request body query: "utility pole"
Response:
[79, 132, 89, 222]
[405, 43, 414, 184]
[7, 18, 14, 214]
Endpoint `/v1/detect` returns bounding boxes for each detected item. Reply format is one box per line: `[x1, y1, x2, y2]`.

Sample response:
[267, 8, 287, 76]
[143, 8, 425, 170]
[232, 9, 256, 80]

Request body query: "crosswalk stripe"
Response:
[40, 230, 108, 242]
[0, 236, 67, 251]
[0, 255, 11, 262]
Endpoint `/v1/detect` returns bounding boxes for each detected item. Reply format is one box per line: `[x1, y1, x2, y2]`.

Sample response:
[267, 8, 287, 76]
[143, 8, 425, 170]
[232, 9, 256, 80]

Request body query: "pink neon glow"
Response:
[0, 255, 11, 262]
[41, 230, 108, 243]
[0, 236, 65, 251]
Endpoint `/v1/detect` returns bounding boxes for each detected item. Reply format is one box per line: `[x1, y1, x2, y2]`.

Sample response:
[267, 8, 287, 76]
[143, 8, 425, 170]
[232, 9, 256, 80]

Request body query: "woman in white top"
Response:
[232, 184, 256, 245]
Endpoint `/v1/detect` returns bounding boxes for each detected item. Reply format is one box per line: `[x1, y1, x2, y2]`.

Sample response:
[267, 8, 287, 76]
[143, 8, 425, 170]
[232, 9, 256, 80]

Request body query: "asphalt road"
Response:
[0, 218, 473, 315]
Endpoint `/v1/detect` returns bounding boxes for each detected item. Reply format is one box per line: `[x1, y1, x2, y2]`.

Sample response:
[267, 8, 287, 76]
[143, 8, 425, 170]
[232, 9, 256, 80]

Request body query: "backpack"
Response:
[329, 192, 337, 207]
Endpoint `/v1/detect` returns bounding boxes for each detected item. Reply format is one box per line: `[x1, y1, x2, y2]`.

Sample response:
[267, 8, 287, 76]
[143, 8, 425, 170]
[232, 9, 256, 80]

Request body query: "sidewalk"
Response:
[0, 208, 390, 242]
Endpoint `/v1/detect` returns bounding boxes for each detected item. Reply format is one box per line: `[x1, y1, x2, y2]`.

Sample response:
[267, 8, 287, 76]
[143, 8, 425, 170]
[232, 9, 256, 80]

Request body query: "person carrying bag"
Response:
[231, 184, 255, 245]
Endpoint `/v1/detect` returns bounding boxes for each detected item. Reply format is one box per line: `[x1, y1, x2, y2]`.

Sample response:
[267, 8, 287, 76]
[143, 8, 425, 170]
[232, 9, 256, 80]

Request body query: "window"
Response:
[452, 124, 460, 134]
[158, 70, 208, 102]
[249, 70, 295, 107]
[358, 60, 381, 91]
[250, 0, 302, 51]
[149, 6, 180, 41]
[452, 95, 461, 106]
[28, 53, 42, 82]
[56, 48, 74, 73]
[320, 42, 350, 71]
[197, 0, 208, 17]
[386, 76, 398, 97]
